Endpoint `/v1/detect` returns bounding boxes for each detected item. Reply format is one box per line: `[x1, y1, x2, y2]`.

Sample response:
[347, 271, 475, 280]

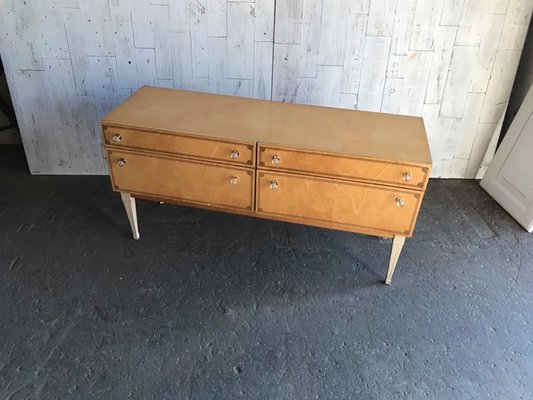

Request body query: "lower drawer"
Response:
[107, 149, 254, 210]
[256, 171, 422, 236]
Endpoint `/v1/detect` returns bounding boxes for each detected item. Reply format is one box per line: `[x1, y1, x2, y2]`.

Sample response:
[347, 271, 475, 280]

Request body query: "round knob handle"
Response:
[230, 150, 240, 160]
[117, 158, 126, 167]
[396, 196, 405, 208]
[270, 180, 279, 190]
[230, 176, 239, 185]
[271, 155, 281, 165]
[402, 171, 412, 182]
[112, 134, 122, 143]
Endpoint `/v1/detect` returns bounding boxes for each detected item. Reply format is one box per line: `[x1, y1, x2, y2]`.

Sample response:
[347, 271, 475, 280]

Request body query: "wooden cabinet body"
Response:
[102, 87, 432, 283]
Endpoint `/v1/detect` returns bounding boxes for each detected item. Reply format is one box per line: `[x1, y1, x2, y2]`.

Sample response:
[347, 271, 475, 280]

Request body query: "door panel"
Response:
[481, 84, 533, 232]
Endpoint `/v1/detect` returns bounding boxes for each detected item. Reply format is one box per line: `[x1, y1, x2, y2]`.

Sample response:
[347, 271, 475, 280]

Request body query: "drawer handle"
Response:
[117, 158, 127, 167]
[270, 180, 279, 190]
[271, 154, 281, 165]
[230, 176, 239, 185]
[402, 171, 411, 182]
[396, 196, 405, 208]
[112, 134, 122, 143]
[230, 150, 240, 160]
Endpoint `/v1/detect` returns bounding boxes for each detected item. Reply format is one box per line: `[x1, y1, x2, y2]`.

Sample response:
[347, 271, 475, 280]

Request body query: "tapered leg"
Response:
[385, 235, 405, 285]
[120, 192, 140, 240]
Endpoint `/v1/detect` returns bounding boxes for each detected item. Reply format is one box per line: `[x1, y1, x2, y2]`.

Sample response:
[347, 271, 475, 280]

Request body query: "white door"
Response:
[480, 84, 533, 232]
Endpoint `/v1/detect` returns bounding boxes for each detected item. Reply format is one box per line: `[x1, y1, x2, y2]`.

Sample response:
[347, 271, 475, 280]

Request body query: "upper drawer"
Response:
[258, 145, 429, 190]
[103, 125, 254, 167]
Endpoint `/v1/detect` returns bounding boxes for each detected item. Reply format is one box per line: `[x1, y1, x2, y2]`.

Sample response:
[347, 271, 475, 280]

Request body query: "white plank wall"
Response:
[0, 0, 275, 174]
[0, 0, 531, 177]
[272, 0, 533, 178]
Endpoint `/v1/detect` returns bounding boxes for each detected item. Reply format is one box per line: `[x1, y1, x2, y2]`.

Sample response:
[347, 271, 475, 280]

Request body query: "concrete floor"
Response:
[0, 146, 532, 400]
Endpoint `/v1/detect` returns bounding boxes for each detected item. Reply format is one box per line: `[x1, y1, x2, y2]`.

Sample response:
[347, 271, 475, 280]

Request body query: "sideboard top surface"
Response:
[102, 86, 432, 166]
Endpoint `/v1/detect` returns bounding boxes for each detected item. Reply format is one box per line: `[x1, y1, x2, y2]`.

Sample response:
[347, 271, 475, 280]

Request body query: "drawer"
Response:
[256, 171, 422, 236]
[103, 125, 254, 166]
[258, 145, 429, 190]
[107, 150, 254, 210]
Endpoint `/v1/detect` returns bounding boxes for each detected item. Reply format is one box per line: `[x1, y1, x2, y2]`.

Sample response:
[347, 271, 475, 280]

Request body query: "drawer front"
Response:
[103, 125, 254, 166]
[108, 150, 254, 210]
[258, 146, 428, 189]
[256, 171, 422, 236]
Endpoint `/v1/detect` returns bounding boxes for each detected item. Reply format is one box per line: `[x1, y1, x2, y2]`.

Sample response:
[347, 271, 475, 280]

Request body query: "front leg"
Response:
[385, 235, 405, 285]
[120, 192, 140, 240]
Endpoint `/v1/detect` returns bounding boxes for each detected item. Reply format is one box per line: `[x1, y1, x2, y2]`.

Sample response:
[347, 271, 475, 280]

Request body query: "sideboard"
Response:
[101, 87, 431, 284]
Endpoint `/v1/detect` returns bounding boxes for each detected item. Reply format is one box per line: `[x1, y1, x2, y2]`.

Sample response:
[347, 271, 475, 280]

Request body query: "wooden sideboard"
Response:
[101, 86, 431, 284]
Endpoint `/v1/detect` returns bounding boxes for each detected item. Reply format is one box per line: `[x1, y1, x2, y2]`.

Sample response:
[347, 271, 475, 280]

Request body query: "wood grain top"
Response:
[102, 86, 432, 166]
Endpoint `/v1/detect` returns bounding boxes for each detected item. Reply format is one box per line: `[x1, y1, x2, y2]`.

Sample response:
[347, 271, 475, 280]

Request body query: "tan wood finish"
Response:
[256, 171, 421, 237]
[102, 86, 432, 284]
[102, 87, 432, 166]
[103, 125, 255, 167]
[258, 145, 430, 189]
[107, 149, 254, 211]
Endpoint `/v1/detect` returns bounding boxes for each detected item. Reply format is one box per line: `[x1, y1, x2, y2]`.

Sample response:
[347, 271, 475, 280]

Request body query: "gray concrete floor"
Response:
[0, 146, 532, 400]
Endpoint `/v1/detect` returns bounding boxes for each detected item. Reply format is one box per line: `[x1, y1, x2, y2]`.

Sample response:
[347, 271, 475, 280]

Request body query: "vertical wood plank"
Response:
[227, 2, 255, 79]
[340, 13, 368, 94]
[255, 0, 275, 42]
[350, 0, 370, 14]
[410, 0, 445, 51]
[317, 0, 348, 66]
[367, 0, 398, 37]
[272, 44, 299, 103]
[168, 0, 190, 32]
[440, 0, 464, 26]
[131, 0, 156, 48]
[79, 0, 115, 56]
[207, 36, 228, 94]
[254, 41, 273, 99]
[207, 0, 226, 37]
[358, 36, 391, 111]
[153, 4, 174, 80]
[479, 50, 521, 123]
[274, 0, 304, 44]
[297, 0, 323, 78]
[135, 48, 158, 86]
[440, 46, 478, 118]
[386, 0, 417, 79]
[424, 26, 456, 104]
[498, 0, 533, 50]
[190, 0, 209, 78]
[108, 2, 137, 89]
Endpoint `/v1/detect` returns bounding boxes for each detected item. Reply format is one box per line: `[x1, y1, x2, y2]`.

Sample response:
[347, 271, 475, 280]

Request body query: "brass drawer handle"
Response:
[402, 171, 411, 182]
[271, 154, 281, 165]
[230, 176, 239, 185]
[230, 150, 240, 160]
[117, 158, 127, 167]
[270, 180, 279, 190]
[396, 196, 405, 208]
[112, 134, 122, 143]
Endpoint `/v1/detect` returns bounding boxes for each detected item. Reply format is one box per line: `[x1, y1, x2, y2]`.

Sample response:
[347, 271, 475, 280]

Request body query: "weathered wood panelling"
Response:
[0, 0, 531, 177]
[272, 0, 533, 178]
[0, 0, 275, 174]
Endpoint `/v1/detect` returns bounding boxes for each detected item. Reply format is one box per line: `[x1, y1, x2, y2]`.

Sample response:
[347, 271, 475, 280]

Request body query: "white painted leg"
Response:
[385, 235, 406, 285]
[120, 192, 140, 240]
